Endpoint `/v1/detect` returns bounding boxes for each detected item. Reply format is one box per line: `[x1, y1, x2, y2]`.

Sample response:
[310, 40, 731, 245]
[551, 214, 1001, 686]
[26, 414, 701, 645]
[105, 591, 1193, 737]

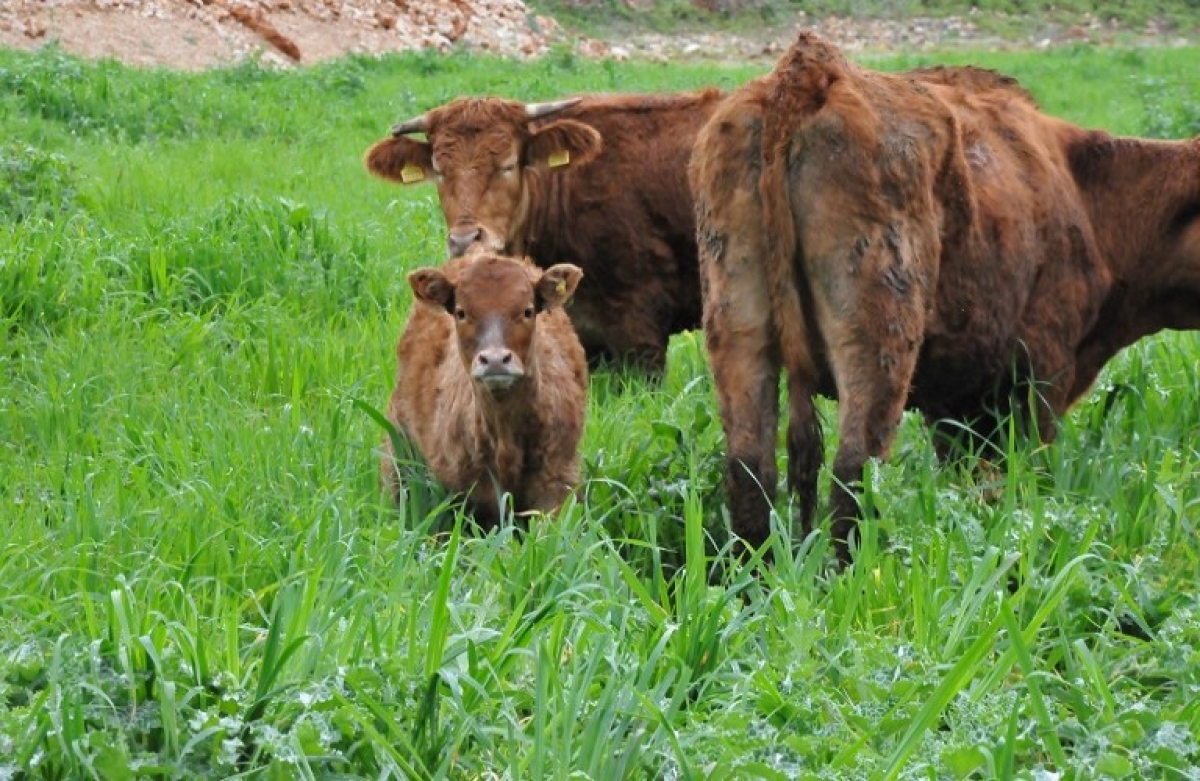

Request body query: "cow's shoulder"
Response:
[1064, 129, 1154, 186]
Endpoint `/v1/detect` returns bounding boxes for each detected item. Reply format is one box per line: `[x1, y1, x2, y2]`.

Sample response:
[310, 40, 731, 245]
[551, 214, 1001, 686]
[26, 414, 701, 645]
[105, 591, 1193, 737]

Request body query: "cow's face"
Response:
[365, 98, 603, 258]
[409, 255, 583, 394]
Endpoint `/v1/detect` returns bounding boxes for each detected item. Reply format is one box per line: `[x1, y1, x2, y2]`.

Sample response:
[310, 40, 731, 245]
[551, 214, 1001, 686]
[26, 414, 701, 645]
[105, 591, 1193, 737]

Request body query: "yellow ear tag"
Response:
[547, 149, 570, 168]
[555, 279, 567, 295]
[400, 163, 425, 183]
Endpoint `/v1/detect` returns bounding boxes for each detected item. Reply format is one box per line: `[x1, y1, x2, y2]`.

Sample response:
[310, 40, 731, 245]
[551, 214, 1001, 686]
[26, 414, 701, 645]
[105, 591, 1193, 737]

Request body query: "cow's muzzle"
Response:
[447, 226, 481, 257]
[448, 225, 506, 257]
[472, 347, 525, 391]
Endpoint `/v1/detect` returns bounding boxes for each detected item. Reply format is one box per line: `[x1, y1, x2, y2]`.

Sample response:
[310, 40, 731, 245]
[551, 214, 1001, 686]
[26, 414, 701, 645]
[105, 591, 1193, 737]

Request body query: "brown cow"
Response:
[381, 252, 588, 525]
[364, 89, 726, 375]
[689, 31, 1200, 562]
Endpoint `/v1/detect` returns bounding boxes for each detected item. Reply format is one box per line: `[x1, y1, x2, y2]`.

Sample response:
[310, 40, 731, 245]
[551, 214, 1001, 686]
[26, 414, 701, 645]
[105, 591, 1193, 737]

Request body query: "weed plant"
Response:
[1, 43, 1199, 777]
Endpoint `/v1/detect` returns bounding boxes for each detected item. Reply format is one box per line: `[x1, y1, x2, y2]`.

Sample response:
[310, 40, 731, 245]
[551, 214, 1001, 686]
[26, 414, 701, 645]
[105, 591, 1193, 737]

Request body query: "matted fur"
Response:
[381, 253, 588, 525]
[690, 31, 1200, 561]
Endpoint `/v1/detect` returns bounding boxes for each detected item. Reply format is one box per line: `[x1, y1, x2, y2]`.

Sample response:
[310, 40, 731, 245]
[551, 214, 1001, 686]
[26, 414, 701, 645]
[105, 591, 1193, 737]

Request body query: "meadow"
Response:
[1, 40, 1199, 778]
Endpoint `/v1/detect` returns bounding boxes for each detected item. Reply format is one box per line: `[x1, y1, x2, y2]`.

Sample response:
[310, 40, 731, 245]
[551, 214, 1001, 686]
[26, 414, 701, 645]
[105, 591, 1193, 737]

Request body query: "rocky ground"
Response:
[0, 0, 572, 68]
[0, 0, 1194, 70]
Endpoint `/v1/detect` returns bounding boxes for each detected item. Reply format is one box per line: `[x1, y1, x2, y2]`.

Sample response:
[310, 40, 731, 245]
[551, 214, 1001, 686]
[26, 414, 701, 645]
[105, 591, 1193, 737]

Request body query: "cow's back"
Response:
[552, 90, 723, 246]
[527, 90, 726, 347]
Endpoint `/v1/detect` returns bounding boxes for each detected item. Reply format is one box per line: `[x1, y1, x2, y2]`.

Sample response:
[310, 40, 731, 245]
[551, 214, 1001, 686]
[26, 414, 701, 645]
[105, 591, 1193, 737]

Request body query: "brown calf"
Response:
[690, 32, 1200, 561]
[364, 90, 726, 374]
[382, 252, 588, 525]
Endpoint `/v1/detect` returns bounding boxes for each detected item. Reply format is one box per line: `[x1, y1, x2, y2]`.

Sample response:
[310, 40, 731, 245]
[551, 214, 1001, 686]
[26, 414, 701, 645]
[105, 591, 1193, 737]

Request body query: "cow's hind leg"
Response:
[811, 238, 928, 563]
[1014, 320, 1082, 445]
[785, 371, 823, 539]
[716, 335, 781, 553]
[697, 200, 782, 554]
[1013, 232, 1108, 442]
[709, 303, 780, 553]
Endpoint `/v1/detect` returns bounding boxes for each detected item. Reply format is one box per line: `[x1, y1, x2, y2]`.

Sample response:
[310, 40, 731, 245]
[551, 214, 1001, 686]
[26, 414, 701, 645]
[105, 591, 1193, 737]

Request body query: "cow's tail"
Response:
[758, 115, 812, 386]
[758, 33, 842, 384]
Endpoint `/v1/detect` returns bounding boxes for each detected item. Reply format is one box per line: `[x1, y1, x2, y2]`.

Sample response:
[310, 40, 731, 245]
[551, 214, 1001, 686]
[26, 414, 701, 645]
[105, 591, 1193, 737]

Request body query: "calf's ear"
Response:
[408, 268, 456, 312]
[526, 120, 603, 171]
[364, 137, 434, 185]
[535, 264, 584, 311]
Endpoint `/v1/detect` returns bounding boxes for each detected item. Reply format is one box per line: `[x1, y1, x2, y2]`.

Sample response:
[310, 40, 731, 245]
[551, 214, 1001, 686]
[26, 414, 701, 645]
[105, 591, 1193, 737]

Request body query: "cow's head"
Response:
[409, 254, 583, 393]
[365, 97, 603, 257]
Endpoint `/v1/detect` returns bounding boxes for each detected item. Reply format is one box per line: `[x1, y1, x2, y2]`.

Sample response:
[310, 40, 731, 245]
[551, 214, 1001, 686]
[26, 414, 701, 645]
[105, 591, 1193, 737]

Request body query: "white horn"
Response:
[390, 113, 430, 136]
[524, 98, 581, 119]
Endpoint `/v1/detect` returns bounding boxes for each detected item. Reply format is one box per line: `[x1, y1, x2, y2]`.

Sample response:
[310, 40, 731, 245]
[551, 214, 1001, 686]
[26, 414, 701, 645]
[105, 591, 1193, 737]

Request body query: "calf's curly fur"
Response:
[382, 253, 588, 525]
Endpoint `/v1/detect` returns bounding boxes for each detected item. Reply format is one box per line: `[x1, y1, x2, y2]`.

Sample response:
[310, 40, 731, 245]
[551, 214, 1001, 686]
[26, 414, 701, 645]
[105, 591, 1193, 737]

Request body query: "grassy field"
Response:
[2, 41, 1200, 778]
[530, 0, 1200, 37]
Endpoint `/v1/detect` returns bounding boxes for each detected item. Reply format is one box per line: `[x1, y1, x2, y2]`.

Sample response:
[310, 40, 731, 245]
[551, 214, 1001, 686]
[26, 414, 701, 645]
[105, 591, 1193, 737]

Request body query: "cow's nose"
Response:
[476, 347, 514, 371]
[447, 226, 481, 257]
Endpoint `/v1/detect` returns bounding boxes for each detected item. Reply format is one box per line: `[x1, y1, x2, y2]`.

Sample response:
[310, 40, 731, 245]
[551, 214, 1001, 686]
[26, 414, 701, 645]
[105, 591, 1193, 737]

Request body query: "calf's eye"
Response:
[455, 308, 467, 321]
[523, 307, 535, 319]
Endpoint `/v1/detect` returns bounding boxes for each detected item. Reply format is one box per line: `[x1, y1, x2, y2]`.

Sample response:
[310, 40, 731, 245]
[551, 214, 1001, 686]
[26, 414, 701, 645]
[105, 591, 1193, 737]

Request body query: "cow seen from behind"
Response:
[690, 32, 1200, 562]
[364, 89, 726, 375]
[382, 252, 588, 526]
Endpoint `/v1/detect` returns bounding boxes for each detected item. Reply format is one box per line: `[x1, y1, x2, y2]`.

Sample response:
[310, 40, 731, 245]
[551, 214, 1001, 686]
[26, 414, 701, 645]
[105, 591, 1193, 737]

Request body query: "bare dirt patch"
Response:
[0, 0, 1193, 70]
[0, 0, 573, 69]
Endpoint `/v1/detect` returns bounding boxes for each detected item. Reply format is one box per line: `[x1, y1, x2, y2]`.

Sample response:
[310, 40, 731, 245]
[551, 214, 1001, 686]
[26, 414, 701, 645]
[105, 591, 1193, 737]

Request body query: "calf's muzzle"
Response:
[473, 347, 523, 390]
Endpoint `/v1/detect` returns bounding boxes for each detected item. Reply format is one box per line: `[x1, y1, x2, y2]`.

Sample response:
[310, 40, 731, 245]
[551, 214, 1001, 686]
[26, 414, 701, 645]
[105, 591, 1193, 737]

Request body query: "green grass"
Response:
[530, 0, 1200, 38]
[2, 42, 1200, 777]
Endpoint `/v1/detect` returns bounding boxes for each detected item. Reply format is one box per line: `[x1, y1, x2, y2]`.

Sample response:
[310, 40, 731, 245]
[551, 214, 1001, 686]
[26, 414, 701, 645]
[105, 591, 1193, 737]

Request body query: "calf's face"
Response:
[409, 256, 583, 393]
[365, 98, 603, 257]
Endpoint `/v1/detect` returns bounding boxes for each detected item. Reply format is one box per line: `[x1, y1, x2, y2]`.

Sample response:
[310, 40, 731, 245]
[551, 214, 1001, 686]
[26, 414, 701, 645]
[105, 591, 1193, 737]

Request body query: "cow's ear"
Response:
[535, 264, 583, 311]
[526, 120, 603, 171]
[364, 137, 434, 186]
[408, 268, 455, 313]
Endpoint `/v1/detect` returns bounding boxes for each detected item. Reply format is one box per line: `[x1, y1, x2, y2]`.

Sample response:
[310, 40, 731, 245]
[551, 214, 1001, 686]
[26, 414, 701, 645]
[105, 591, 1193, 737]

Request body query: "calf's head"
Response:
[409, 255, 583, 393]
[365, 97, 603, 257]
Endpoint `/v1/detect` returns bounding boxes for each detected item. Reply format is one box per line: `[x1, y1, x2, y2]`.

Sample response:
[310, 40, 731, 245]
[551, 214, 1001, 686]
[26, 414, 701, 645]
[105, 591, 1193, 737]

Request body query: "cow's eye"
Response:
[455, 308, 467, 321]
[523, 306, 535, 319]
[501, 164, 516, 176]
